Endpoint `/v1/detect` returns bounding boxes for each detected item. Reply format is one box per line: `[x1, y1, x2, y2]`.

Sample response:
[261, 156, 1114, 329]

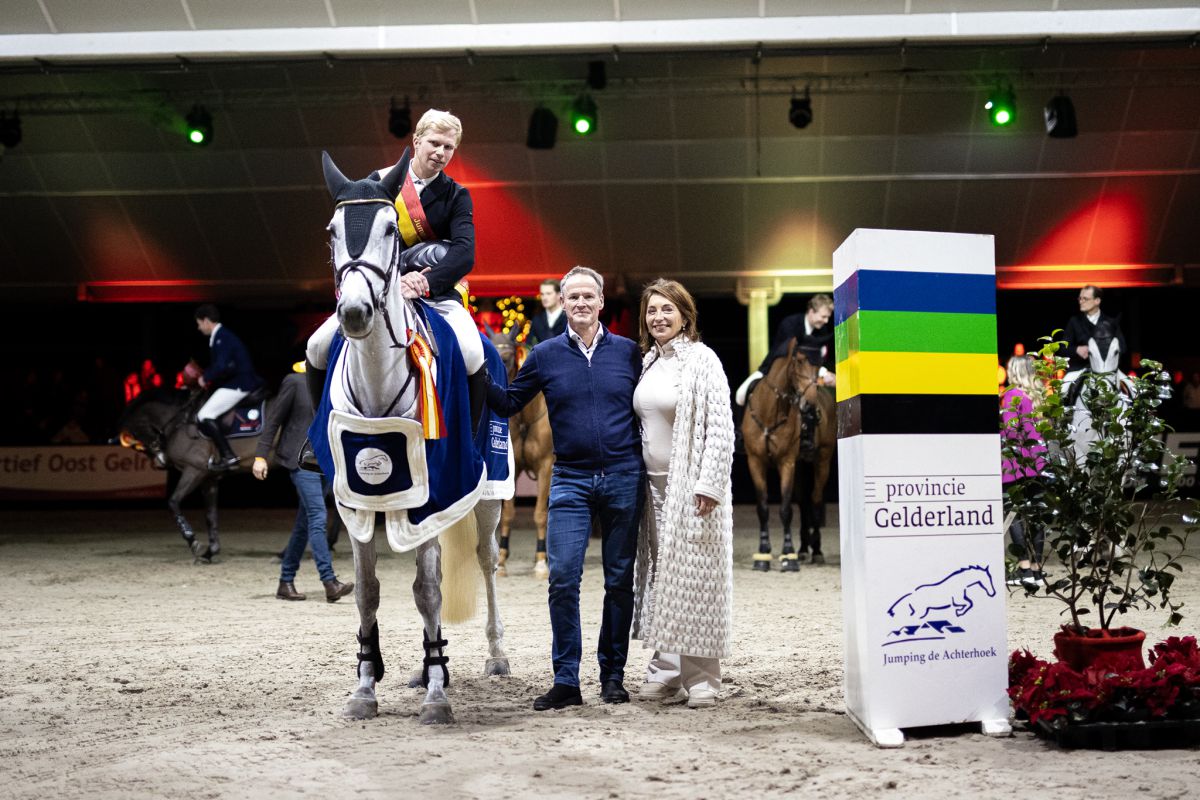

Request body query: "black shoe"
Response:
[600, 679, 629, 704]
[533, 683, 582, 711]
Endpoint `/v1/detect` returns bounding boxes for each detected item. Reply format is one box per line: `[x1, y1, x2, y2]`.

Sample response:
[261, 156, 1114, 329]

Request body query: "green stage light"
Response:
[570, 94, 597, 136]
[185, 104, 213, 146]
[984, 87, 1015, 128]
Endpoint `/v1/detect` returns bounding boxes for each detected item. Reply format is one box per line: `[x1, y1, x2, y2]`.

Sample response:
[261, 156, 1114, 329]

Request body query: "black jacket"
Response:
[254, 373, 312, 469]
[530, 309, 567, 344]
[758, 312, 835, 374]
[204, 325, 263, 392]
[1063, 312, 1126, 371]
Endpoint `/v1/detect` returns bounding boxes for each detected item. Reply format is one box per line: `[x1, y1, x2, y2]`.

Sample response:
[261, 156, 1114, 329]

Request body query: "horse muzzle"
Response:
[338, 301, 375, 339]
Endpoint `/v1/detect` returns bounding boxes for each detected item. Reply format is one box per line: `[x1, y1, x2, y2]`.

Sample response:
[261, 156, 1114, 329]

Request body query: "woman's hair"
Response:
[1006, 354, 1044, 405]
[638, 278, 700, 353]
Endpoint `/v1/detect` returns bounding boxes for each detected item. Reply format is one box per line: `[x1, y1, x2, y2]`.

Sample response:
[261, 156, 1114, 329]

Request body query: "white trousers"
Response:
[643, 472, 722, 694]
[305, 300, 483, 375]
[197, 387, 248, 421]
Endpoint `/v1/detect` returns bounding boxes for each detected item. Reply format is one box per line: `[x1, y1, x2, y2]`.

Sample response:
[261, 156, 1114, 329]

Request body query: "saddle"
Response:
[196, 386, 267, 440]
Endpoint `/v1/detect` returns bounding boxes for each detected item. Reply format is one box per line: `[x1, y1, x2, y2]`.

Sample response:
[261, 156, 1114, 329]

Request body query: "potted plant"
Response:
[1002, 336, 1197, 667]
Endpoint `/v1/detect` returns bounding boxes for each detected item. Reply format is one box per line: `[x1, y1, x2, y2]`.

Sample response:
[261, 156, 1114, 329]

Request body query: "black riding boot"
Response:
[297, 359, 326, 472]
[468, 366, 488, 436]
[198, 419, 239, 471]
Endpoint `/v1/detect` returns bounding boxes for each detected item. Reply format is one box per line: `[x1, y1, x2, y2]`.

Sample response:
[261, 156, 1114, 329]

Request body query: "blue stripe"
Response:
[835, 270, 995, 317]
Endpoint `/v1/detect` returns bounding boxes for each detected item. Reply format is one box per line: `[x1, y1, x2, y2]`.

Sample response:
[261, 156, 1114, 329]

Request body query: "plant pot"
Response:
[1052, 626, 1146, 672]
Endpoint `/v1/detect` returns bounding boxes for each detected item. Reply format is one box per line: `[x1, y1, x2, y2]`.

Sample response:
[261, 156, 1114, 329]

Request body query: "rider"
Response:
[194, 304, 263, 471]
[1063, 284, 1126, 373]
[304, 108, 484, 436]
[734, 293, 836, 407]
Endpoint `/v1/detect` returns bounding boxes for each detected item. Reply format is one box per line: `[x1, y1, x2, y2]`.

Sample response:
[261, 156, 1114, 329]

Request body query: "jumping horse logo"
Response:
[883, 565, 996, 647]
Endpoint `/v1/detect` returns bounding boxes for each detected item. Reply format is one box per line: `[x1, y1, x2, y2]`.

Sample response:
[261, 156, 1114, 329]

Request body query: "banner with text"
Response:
[0, 446, 165, 500]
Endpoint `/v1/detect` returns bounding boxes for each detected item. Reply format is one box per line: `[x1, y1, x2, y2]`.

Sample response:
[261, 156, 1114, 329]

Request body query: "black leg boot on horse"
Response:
[197, 419, 239, 471]
[468, 366, 487, 437]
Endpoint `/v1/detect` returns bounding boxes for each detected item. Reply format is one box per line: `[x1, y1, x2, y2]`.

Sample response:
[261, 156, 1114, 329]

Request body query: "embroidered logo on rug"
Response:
[355, 447, 393, 485]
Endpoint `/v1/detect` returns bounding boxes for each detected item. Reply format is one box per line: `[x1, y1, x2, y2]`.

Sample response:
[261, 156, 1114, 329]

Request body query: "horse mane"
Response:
[119, 387, 190, 423]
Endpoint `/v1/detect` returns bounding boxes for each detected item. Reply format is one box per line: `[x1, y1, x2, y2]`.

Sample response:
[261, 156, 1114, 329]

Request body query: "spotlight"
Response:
[185, 104, 212, 146]
[388, 97, 412, 139]
[1044, 94, 1077, 139]
[788, 87, 813, 129]
[586, 60, 607, 91]
[0, 112, 21, 149]
[527, 106, 558, 150]
[985, 86, 1015, 127]
[570, 94, 597, 136]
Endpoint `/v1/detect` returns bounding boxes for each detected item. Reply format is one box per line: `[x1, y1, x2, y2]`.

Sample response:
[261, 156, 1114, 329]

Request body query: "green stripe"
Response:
[835, 310, 996, 359]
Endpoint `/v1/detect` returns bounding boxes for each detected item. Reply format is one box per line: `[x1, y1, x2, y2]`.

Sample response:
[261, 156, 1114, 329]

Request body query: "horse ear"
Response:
[379, 147, 410, 199]
[321, 151, 350, 200]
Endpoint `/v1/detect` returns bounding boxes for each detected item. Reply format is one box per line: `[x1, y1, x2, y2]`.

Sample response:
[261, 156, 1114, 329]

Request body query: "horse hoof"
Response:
[419, 702, 455, 725]
[533, 560, 549, 580]
[342, 696, 378, 719]
[780, 558, 800, 573]
[752, 558, 771, 572]
[484, 657, 510, 677]
[811, 552, 826, 565]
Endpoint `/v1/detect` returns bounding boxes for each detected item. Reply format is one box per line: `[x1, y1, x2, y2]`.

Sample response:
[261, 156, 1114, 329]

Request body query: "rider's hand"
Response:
[821, 373, 836, 387]
[198, 375, 207, 389]
[695, 494, 717, 517]
[252, 457, 268, 480]
[400, 267, 431, 299]
[1076, 345, 1089, 359]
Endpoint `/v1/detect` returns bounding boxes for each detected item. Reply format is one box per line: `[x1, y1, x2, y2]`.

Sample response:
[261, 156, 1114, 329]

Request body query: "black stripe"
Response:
[837, 394, 998, 437]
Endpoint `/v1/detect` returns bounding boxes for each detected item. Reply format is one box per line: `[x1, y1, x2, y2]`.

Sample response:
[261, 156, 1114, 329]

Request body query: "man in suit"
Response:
[529, 278, 566, 344]
[735, 293, 836, 406]
[485, 266, 645, 711]
[194, 304, 263, 470]
[305, 108, 487, 432]
[1063, 284, 1126, 372]
[253, 363, 353, 603]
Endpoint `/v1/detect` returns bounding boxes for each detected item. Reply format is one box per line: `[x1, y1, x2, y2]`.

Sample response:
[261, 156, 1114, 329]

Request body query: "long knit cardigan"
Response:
[631, 336, 735, 659]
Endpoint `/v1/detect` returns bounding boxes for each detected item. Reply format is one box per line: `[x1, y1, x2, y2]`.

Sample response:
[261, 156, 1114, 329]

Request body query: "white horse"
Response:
[317, 152, 509, 724]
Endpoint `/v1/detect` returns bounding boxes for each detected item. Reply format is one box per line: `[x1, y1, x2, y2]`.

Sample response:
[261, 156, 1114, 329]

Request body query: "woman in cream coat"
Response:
[631, 278, 735, 708]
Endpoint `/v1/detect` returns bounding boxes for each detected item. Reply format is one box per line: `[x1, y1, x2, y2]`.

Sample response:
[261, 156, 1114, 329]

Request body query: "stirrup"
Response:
[420, 626, 450, 688]
[356, 622, 385, 682]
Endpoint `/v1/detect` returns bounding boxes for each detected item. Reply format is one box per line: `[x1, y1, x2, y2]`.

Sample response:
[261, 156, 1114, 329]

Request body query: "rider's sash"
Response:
[395, 171, 435, 248]
[407, 330, 446, 440]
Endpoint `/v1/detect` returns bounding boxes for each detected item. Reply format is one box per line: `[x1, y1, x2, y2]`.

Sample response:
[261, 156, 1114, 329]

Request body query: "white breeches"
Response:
[197, 387, 248, 421]
[305, 300, 483, 375]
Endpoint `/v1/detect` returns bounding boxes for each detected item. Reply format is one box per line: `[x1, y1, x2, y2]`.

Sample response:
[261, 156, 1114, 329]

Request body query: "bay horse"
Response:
[741, 339, 831, 571]
[487, 329, 552, 579]
[317, 152, 508, 724]
[117, 386, 261, 563]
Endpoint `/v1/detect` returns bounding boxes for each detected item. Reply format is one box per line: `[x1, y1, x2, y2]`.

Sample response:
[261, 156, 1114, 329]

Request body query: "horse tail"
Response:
[439, 512, 480, 624]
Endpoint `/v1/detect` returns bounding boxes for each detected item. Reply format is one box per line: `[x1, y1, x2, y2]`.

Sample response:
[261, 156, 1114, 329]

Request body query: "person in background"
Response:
[1063, 285, 1126, 372]
[1001, 354, 1048, 587]
[194, 304, 263, 471]
[734, 294, 835, 407]
[631, 278, 735, 708]
[529, 279, 566, 344]
[254, 362, 353, 603]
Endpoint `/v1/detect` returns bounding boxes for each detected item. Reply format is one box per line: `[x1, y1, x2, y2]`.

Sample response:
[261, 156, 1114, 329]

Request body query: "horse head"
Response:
[785, 339, 822, 408]
[117, 388, 190, 467]
[488, 328, 520, 381]
[972, 564, 996, 597]
[323, 151, 406, 339]
[1087, 318, 1121, 378]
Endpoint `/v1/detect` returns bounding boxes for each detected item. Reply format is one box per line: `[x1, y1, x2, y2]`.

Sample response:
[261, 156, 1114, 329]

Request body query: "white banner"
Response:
[0, 446, 165, 500]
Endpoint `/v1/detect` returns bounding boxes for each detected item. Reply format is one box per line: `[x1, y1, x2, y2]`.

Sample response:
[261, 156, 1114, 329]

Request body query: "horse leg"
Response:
[474, 499, 510, 677]
[497, 498, 514, 577]
[746, 452, 772, 572]
[778, 460, 800, 573]
[343, 534, 382, 720]
[167, 467, 207, 562]
[809, 445, 833, 564]
[795, 463, 813, 560]
[533, 460, 552, 579]
[413, 539, 453, 725]
[199, 477, 221, 563]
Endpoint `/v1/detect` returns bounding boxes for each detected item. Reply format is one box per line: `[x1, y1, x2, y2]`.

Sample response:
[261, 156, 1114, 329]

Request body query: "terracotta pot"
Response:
[1052, 626, 1146, 672]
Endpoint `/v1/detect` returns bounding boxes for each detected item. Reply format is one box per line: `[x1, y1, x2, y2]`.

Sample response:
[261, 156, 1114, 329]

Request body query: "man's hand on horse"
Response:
[695, 494, 717, 516]
[400, 268, 432, 300]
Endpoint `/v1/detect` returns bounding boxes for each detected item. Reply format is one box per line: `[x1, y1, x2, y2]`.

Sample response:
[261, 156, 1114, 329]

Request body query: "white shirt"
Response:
[568, 324, 605, 363]
[544, 307, 564, 329]
[1087, 310, 1101, 325]
[634, 339, 680, 476]
[408, 165, 436, 196]
[209, 322, 222, 347]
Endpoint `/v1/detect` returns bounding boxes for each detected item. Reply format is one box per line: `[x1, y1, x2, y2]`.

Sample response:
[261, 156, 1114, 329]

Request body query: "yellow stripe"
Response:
[395, 198, 422, 248]
[836, 352, 999, 401]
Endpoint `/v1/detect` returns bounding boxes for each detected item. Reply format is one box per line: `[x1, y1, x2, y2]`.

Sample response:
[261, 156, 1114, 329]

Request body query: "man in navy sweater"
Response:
[486, 266, 645, 710]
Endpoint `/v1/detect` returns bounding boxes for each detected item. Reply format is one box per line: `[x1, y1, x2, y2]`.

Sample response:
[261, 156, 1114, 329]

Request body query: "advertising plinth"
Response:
[834, 229, 1010, 747]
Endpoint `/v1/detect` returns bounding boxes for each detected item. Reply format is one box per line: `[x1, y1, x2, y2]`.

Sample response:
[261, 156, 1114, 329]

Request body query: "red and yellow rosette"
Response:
[407, 330, 446, 440]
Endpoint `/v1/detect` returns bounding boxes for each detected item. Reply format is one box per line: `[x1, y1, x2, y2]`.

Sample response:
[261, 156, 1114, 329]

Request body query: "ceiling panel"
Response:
[0, 1, 54, 34]
[884, 179, 964, 234]
[0, 196, 83, 282]
[769, 1, 907, 15]
[893, 134, 971, 175]
[53, 196, 153, 280]
[474, 0, 611, 24]
[187, 0, 331, 30]
[621, 0, 760, 21]
[189, 192, 285, 280]
[330, 0, 474, 26]
[814, 181, 889, 249]
[820, 137, 895, 176]
[677, 183, 745, 271]
[607, 183, 680, 273]
[1112, 131, 1197, 172]
[40, 0, 189, 33]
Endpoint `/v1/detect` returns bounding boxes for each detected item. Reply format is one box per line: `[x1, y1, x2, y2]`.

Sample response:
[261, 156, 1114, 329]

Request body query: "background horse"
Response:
[741, 339, 824, 572]
[118, 387, 261, 562]
[794, 382, 836, 564]
[320, 153, 508, 725]
[487, 329, 552, 579]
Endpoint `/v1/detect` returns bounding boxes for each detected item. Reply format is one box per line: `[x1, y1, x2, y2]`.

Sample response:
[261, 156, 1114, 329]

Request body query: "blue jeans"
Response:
[545, 465, 645, 688]
[280, 469, 335, 583]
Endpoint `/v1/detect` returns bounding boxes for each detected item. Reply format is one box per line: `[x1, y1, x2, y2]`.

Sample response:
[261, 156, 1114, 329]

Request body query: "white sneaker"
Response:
[687, 688, 718, 708]
[735, 371, 763, 406]
[638, 682, 678, 700]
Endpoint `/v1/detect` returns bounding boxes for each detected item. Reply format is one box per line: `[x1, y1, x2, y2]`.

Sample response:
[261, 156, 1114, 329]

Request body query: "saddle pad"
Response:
[222, 402, 265, 439]
[327, 409, 429, 513]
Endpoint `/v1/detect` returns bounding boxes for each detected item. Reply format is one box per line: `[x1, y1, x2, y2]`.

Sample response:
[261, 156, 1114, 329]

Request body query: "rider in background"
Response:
[734, 293, 836, 407]
[194, 304, 263, 471]
[1062, 284, 1126, 373]
[305, 109, 485, 429]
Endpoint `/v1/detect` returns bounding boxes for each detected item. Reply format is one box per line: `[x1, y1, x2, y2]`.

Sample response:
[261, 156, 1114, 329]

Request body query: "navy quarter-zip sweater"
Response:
[486, 327, 643, 472]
